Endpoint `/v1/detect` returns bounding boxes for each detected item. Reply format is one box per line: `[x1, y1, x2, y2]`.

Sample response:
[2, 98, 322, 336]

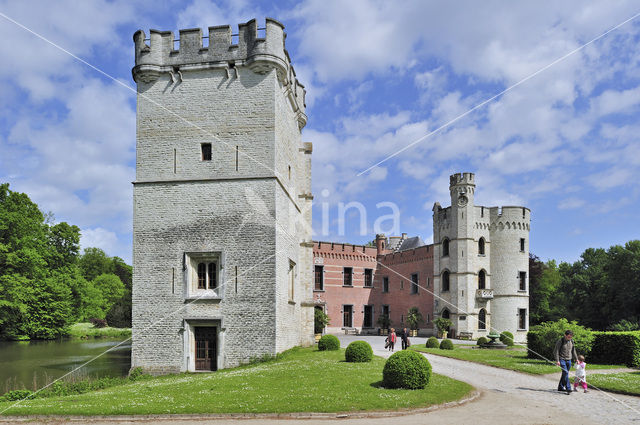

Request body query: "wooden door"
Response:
[195, 327, 217, 371]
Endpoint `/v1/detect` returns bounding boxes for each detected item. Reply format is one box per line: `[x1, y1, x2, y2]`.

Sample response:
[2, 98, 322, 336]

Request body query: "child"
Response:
[573, 354, 588, 393]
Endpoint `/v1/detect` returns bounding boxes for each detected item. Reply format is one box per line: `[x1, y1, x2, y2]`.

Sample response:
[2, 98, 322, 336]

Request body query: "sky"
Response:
[1, 0, 639, 265]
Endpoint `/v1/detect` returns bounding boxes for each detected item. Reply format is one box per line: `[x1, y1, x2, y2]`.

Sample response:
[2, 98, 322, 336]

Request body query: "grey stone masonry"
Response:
[131, 18, 313, 374]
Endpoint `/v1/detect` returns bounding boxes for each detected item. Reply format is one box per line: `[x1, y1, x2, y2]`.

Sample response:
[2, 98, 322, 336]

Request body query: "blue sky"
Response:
[1, 1, 639, 265]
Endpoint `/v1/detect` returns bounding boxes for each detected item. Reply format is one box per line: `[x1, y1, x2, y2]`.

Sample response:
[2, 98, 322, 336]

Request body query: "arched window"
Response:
[478, 308, 486, 330]
[442, 309, 450, 319]
[478, 237, 485, 255]
[478, 269, 486, 289]
[442, 238, 450, 256]
[442, 270, 450, 292]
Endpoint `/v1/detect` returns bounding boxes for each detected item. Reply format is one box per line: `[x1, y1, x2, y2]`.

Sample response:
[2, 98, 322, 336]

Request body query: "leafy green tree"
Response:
[92, 273, 125, 313]
[529, 256, 563, 325]
[607, 241, 640, 324]
[79, 247, 115, 282]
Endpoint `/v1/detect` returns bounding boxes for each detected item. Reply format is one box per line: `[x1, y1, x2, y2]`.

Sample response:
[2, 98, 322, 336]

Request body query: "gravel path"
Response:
[1, 335, 639, 425]
[339, 334, 640, 425]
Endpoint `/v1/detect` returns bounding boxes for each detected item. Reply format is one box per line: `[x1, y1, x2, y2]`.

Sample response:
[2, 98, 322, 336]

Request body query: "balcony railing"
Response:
[476, 288, 494, 299]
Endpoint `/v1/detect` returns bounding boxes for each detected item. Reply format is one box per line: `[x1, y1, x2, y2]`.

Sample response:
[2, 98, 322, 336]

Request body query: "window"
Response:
[364, 268, 373, 287]
[411, 273, 419, 294]
[442, 270, 450, 292]
[442, 238, 450, 256]
[343, 267, 353, 286]
[363, 305, 373, 328]
[382, 305, 389, 318]
[382, 276, 389, 292]
[520, 238, 525, 252]
[519, 308, 527, 330]
[314, 265, 324, 291]
[427, 277, 430, 287]
[186, 252, 221, 298]
[201, 143, 212, 161]
[441, 309, 450, 319]
[478, 269, 486, 289]
[478, 237, 485, 255]
[343, 305, 353, 327]
[288, 260, 296, 301]
[519, 271, 527, 291]
[479, 308, 487, 330]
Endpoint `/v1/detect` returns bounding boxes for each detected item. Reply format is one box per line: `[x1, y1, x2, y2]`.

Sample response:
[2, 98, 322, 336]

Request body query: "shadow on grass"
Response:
[370, 380, 385, 389]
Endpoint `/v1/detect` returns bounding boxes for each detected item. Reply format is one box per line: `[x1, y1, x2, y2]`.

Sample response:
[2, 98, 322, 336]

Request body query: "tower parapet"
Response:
[132, 18, 306, 129]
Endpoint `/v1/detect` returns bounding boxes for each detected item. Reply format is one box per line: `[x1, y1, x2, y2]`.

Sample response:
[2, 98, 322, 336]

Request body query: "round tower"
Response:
[488, 206, 530, 342]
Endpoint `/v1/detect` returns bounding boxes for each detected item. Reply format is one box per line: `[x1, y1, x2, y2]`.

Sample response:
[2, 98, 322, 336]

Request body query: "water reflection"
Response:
[0, 339, 131, 393]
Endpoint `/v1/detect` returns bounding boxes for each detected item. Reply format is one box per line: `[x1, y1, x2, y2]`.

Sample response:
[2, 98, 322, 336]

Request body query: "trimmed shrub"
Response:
[345, 340, 373, 362]
[439, 339, 454, 350]
[2, 389, 34, 401]
[382, 350, 432, 389]
[589, 331, 640, 368]
[318, 334, 340, 351]
[89, 318, 108, 328]
[500, 331, 514, 346]
[527, 318, 593, 360]
[426, 336, 439, 348]
[476, 336, 489, 345]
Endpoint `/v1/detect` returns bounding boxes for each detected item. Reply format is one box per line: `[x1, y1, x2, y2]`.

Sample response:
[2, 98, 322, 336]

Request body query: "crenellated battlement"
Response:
[132, 18, 306, 127]
[449, 172, 475, 187]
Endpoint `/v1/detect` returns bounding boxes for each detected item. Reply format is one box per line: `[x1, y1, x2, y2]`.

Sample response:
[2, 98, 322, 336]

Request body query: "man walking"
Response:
[400, 327, 410, 350]
[554, 330, 578, 395]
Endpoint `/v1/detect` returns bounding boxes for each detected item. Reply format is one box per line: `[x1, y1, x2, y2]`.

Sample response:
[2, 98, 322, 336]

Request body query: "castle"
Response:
[131, 19, 313, 373]
[131, 19, 530, 373]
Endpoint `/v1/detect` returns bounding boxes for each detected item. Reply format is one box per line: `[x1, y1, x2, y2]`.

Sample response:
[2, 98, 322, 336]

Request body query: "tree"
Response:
[406, 307, 423, 330]
[607, 241, 640, 324]
[529, 256, 563, 325]
[314, 307, 330, 334]
[79, 247, 114, 282]
[92, 273, 126, 314]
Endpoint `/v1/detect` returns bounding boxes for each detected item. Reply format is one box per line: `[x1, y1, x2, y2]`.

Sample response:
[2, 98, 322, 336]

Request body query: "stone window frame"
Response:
[343, 267, 353, 286]
[201, 143, 212, 161]
[519, 238, 525, 252]
[382, 276, 389, 293]
[184, 251, 224, 300]
[518, 271, 527, 292]
[478, 237, 486, 255]
[478, 269, 487, 289]
[478, 308, 487, 330]
[518, 308, 527, 330]
[442, 238, 450, 257]
[288, 259, 296, 302]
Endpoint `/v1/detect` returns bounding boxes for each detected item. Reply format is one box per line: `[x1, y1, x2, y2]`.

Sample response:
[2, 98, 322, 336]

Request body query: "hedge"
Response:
[527, 319, 593, 360]
[426, 336, 439, 348]
[439, 339, 454, 350]
[589, 331, 640, 368]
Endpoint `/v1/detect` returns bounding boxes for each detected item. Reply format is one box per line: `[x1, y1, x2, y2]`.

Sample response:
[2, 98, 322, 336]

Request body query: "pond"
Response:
[0, 338, 131, 393]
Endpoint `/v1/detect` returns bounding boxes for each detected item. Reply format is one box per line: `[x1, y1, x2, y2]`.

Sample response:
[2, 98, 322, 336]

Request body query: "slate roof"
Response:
[395, 236, 426, 252]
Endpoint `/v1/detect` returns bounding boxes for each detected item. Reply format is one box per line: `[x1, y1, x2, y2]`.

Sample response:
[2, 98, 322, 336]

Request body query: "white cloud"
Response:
[558, 197, 586, 210]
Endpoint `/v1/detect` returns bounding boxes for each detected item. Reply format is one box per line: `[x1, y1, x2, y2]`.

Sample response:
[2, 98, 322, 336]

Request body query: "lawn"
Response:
[411, 344, 624, 375]
[0, 347, 473, 416]
[588, 372, 640, 396]
[67, 323, 131, 339]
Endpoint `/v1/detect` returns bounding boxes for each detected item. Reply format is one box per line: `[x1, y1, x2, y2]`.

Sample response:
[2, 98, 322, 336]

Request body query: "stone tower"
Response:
[131, 18, 314, 373]
[433, 173, 530, 342]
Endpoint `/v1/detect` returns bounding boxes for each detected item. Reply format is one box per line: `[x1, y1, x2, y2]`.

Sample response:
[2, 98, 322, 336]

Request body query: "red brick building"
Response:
[313, 234, 434, 335]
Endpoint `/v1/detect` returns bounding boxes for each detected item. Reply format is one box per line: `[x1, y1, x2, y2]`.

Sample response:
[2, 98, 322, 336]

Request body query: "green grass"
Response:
[0, 347, 473, 416]
[411, 344, 623, 375]
[67, 323, 131, 339]
[588, 372, 640, 396]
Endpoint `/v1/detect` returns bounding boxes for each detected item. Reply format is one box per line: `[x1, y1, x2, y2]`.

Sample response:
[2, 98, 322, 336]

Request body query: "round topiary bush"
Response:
[476, 336, 489, 345]
[439, 338, 454, 350]
[345, 340, 373, 362]
[382, 350, 432, 389]
[318, 334, 340, 351]
[500, 331, 514, 346]
[426, 336, 439, 348]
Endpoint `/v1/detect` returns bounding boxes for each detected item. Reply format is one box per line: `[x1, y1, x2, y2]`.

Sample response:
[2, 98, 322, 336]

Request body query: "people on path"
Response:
[388, 328, 397, 351]
[554, 329, 578, 395]
[573, 354, 588, 393]
[400, 327, 410, 350]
